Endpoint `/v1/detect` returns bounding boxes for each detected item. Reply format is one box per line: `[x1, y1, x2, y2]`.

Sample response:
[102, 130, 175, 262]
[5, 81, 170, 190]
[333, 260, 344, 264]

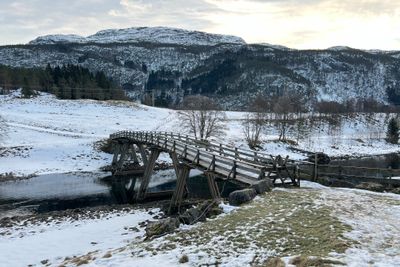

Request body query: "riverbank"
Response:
[1, 181, 399, 266]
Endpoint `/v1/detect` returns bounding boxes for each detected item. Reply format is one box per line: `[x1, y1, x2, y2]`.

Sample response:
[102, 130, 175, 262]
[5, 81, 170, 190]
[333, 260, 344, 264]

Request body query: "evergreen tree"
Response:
[22, 77, 33, 98]
[0, 63, 125, 101]
[386, 117, 399, 144]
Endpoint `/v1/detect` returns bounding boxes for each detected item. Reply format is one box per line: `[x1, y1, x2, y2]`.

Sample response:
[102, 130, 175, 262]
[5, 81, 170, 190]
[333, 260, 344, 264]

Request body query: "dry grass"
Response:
[290, 256, 345, 267]
[260, 257, 285, 267]
[135, 189, 353, 265]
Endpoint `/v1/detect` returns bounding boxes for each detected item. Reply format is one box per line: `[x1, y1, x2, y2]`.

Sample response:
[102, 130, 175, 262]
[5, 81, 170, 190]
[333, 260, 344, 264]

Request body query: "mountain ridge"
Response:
[29, 26, 246, 46]
[1, 26, 400, 110]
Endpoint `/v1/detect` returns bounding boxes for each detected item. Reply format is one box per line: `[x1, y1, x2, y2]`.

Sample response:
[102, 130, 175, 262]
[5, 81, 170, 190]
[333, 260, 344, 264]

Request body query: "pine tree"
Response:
[22, 77, 33, 98]
[386, 117, 399, 144]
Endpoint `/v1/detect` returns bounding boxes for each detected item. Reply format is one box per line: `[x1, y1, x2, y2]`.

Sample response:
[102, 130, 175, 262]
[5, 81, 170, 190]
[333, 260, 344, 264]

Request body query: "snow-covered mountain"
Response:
[1, 26, 400, 109]
[29, 27, 246, 46]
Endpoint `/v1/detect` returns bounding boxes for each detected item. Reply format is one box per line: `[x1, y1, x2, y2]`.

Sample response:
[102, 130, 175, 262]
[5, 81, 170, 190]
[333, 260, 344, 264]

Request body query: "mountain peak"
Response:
[29, 26, 246, 46]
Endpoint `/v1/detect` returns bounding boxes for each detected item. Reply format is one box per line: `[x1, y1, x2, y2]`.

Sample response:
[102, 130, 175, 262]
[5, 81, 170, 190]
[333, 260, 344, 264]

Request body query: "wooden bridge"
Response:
[109, 131, 300, 210]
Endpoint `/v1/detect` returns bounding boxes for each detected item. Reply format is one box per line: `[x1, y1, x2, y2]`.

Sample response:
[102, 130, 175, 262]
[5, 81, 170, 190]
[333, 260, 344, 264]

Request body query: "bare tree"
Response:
[242, 112, 265, 148]
[178, 95, 226, 140]
[273, 94, 295, 141]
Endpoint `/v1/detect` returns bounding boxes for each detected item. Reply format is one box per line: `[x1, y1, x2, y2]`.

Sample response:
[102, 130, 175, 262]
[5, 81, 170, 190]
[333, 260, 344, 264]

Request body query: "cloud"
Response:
[0, 0, 399, 50]
[108, 0, 220, 29]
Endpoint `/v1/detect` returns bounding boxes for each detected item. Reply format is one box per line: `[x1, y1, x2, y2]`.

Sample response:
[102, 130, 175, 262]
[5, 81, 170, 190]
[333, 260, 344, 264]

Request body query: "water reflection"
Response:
[0, 170, 241, 214]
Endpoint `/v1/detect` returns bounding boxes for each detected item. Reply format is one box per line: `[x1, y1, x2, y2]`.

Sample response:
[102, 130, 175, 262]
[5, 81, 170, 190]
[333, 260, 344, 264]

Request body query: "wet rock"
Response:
[318, 177, 355, 188]
[355, 182, 385, 192]
[228, 188, 257, 206]
[145, 217, 180, 239]
[252, 179, 273, 194]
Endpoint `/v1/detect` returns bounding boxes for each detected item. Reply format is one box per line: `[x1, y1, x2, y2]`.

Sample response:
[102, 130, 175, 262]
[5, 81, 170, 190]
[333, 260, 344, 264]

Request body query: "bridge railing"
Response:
[110, 130, 288, 183]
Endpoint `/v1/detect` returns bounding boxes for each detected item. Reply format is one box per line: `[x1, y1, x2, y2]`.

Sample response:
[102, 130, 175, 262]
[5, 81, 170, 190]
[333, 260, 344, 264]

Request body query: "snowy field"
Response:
[1, 90, 399, 176]
[1, 91, 400, 266]
[0, 182, 399, 266]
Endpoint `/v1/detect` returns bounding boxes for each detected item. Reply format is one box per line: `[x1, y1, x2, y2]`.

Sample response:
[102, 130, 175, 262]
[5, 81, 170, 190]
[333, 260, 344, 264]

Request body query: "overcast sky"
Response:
[1, 0, 399, 50]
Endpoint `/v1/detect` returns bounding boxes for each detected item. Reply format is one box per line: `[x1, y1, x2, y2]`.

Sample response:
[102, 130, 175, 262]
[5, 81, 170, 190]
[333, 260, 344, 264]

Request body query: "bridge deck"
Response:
[110, 131, 299, 187]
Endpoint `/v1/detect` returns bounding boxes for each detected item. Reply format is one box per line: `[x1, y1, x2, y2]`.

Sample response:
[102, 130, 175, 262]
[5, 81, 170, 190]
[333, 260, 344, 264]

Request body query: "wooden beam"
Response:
[130, 144, 139, 164]
[169, 163, 191, 214]
[206, 172, 221, 200]
[137, 144, 148, 166]
[116, 143, 129, 170]
[111, 142, 120, 166]
[136, 148, 160, 200]
[169, 151, 180, 178]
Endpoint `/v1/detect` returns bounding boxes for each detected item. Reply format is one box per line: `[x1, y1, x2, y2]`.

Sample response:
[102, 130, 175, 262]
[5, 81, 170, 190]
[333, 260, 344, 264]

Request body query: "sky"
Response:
[0, 0, 400, 50]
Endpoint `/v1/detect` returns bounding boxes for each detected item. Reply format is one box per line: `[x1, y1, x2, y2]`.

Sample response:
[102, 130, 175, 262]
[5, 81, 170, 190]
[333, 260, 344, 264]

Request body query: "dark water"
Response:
[0, 170, 240, 215]
[332, 153, 400, 169]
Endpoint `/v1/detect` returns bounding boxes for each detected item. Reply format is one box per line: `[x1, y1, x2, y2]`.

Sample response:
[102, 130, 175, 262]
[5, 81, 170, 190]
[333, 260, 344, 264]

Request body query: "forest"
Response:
[0, 64, 126, 100]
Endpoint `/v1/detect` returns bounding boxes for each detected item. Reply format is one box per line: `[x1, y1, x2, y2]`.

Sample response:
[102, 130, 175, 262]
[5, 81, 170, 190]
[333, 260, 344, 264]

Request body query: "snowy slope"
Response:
[1, 91, 400, 176]
[29, 34, 86, 44]
[29, 26, 246, 46]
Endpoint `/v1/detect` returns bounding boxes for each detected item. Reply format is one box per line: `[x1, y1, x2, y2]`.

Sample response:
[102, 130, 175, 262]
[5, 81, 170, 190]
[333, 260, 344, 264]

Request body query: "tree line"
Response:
[0, 64, 126, 100]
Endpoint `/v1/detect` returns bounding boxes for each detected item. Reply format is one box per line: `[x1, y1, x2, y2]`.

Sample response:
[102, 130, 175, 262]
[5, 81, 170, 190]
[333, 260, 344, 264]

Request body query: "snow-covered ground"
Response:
[1, 90, 399, 176]
[0, 207, 160, 267]
[1, 182, 399, 266]
[1, 91, 400, 266]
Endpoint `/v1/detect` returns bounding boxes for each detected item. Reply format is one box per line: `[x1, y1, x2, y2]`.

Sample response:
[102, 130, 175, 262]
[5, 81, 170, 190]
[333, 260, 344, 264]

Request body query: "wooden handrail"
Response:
[110, 130, 292, 182]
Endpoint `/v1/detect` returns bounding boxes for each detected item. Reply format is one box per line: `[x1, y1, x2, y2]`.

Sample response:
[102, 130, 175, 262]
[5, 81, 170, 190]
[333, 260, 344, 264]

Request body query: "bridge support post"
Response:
[169, 152, 180, 177]
[138, 144, 148, 166]
[205, 172, 221, 200]
[111, 142, 120, 167]
[116, 143, 130, 171]
[169, 164, 191, 214]
[136, 148, 160, 200]
[130, 144, 139, 164]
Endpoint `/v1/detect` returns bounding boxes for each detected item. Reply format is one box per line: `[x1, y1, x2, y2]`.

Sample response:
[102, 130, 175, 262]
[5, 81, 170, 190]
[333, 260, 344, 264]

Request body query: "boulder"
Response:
[145, 217, 180, 239]
[228, 188, 257, 206]
[355, 182, 385, 192]
[308, 153, 331, 164]
[252, 179, 273, 194]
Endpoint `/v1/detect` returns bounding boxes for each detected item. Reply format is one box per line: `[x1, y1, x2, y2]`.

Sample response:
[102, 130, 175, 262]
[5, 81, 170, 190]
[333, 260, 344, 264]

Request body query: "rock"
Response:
[179, 255, 189, 264]
[391, 187, 400, 194]
[308, 153, 331, 164]
[318, 177, 355, 188]
[355, 182, 385, 192]
[252, 179, 273, 194]
[179, 207, 202, 225]
[145, 217, 180, 239]
[228, 188, 257, 206]
[179, 200, 223, 224]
